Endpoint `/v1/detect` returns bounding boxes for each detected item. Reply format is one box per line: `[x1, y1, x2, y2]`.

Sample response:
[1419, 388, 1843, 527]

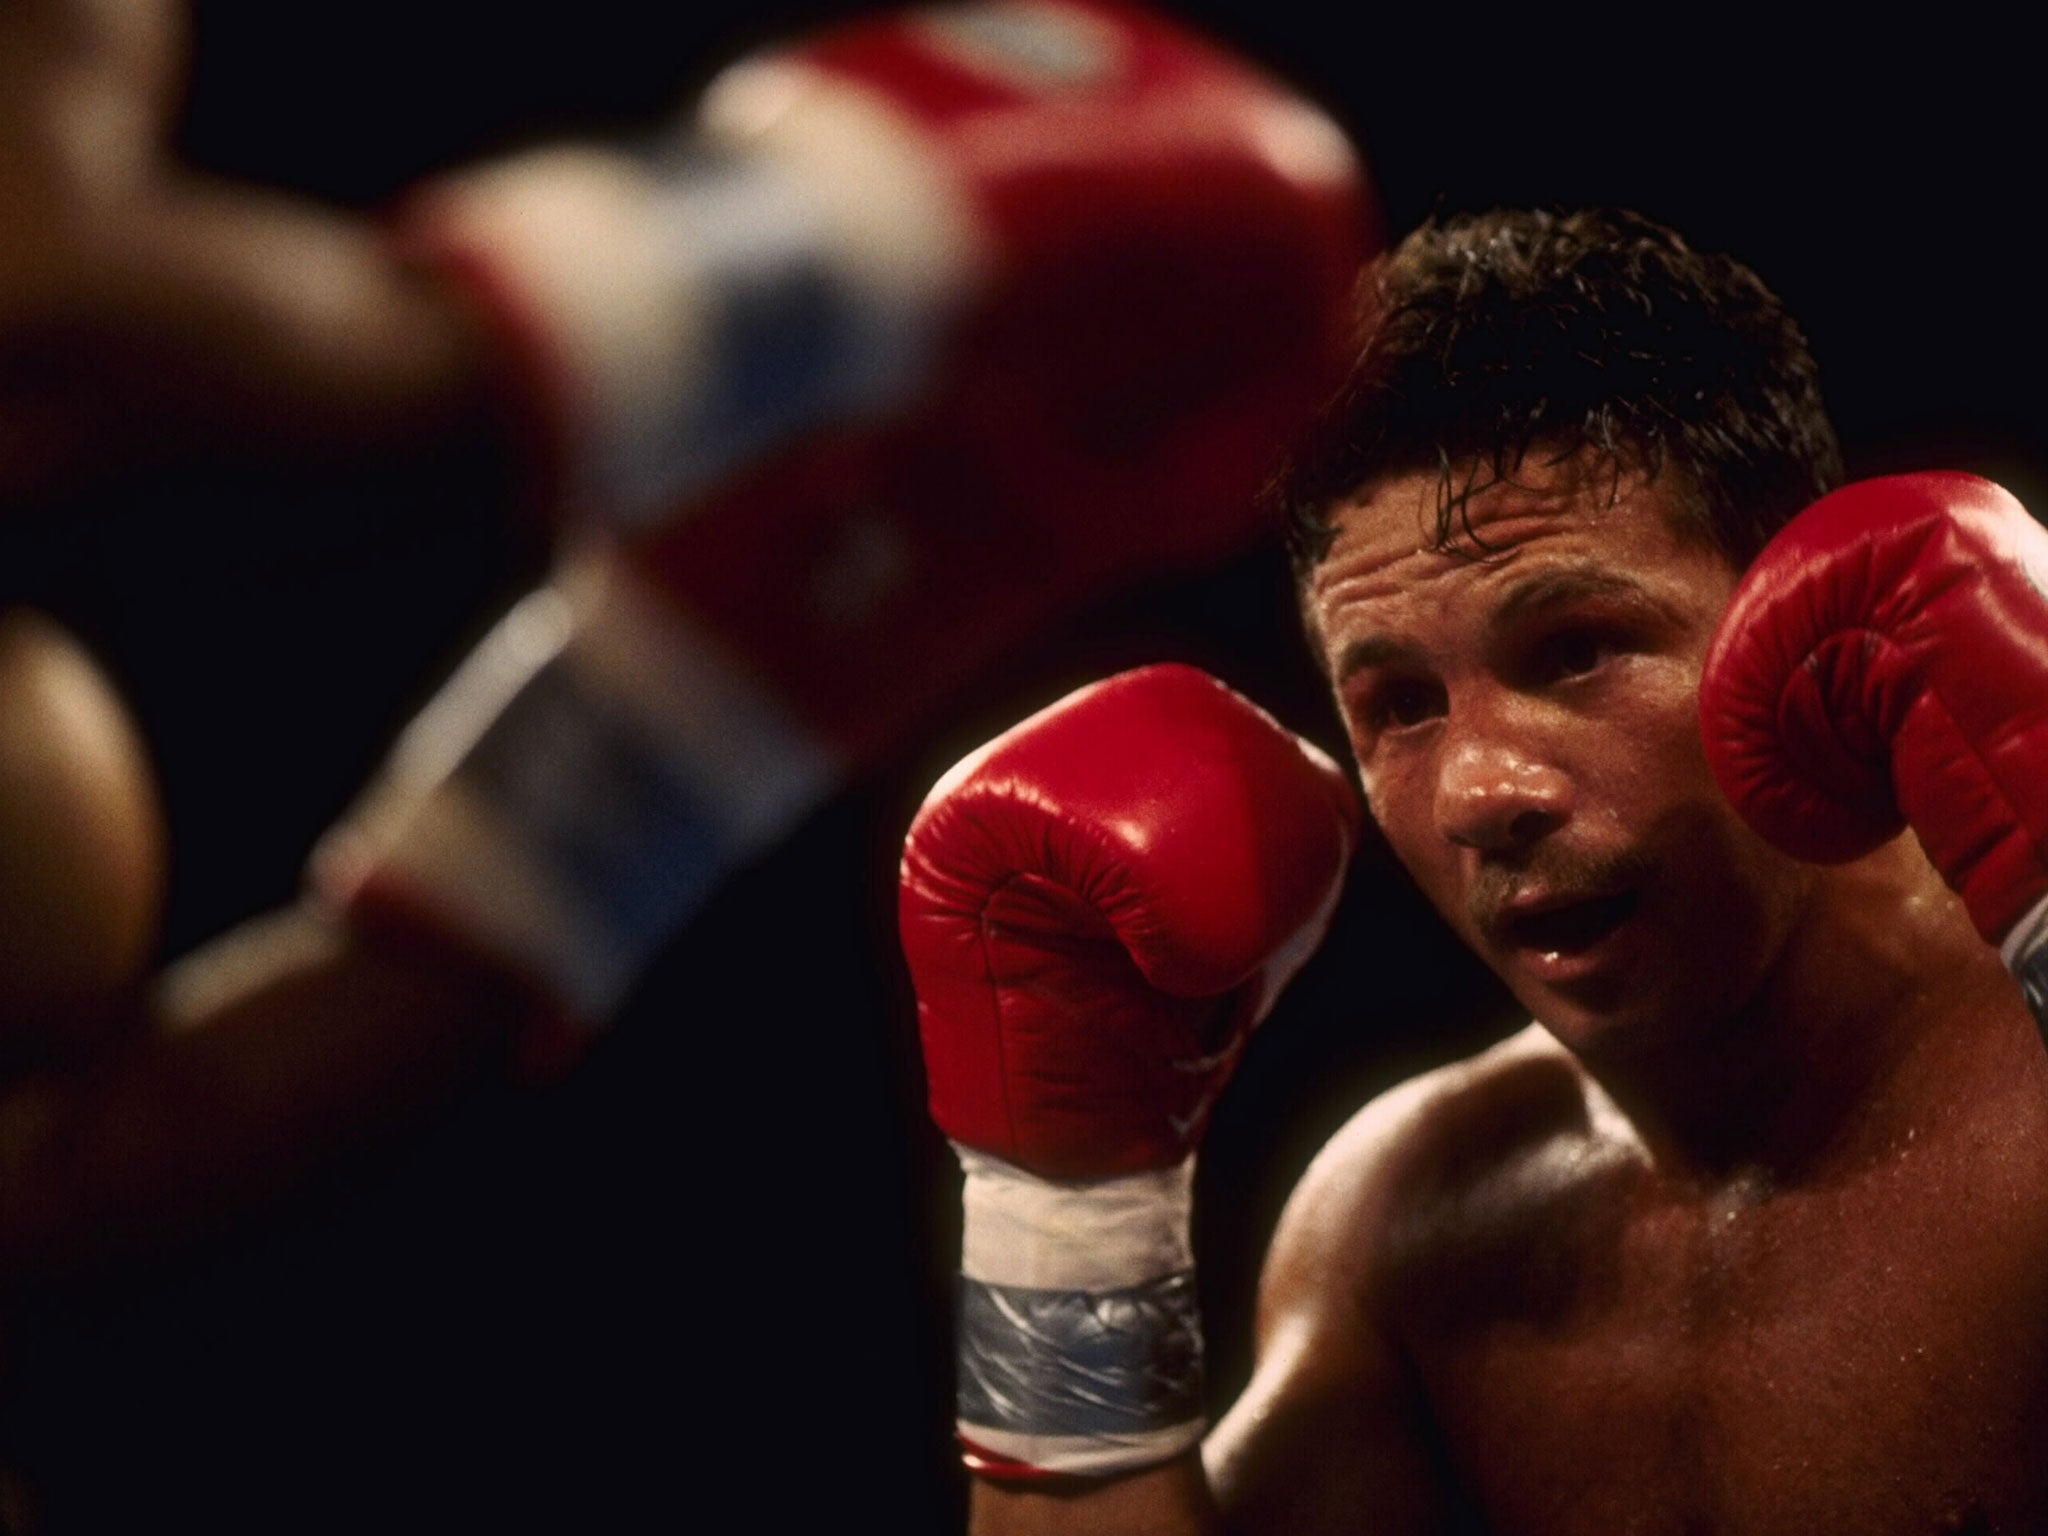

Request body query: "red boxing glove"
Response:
[1699, 473, 2048, 989]
[410, 0, 1369, 530]
[901, 664, 1355, 1479]
[406, 0, 1374, 762]
[316, 4, 1371, 1052]
[901, 663, 1358, 1179]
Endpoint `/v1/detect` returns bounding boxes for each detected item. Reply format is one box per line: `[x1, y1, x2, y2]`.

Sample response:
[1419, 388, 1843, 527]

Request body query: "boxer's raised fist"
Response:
[900, 663, 1357, 1179]
[1700, 472, 2048, 960]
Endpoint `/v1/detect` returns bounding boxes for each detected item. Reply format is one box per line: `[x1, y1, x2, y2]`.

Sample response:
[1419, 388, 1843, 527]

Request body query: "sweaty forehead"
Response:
[1346, 453, 1691, 552]
[1305, 460, 1727, 661]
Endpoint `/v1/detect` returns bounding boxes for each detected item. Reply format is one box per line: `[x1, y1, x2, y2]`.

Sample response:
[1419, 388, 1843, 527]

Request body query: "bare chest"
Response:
[1403, 1131, 2048, 1534]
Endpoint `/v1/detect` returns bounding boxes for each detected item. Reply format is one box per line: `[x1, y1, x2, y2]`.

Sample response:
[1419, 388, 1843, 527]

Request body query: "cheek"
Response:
[1634, 702, 1814, 960]
[1360, 753, 1467, 903]
[1356, 753, 1417, 845]
[1579, 663, 1714, 803]
[1651, 809, 1813, 1006]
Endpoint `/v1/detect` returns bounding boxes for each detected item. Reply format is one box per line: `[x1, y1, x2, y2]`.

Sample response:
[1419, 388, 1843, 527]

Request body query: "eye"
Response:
[1360, 675, 1446, 733]
[1535, 627, 1613, 682]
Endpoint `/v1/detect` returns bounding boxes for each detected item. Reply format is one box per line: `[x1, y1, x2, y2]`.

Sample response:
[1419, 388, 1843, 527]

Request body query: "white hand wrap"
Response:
[954, 1149, 1204, 1478]
[311, 555, 836, 1019]
[2000, 890, 2048, 1029]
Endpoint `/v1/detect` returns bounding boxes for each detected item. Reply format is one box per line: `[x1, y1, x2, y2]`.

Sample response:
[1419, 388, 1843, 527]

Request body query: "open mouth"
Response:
[1504, 890, 1642, 956]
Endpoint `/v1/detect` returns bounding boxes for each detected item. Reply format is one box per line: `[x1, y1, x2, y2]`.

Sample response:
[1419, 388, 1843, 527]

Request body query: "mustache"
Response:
[1468, 845, 1658, 943]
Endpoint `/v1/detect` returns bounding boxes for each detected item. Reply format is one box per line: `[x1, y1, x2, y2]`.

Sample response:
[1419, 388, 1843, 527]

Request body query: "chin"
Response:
[1512, 963, 1728, 1067]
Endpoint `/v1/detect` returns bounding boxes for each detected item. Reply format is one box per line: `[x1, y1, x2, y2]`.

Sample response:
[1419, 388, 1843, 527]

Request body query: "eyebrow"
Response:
[1492, 565, 1668, 627]
[1330, 633, 1421, 683]
[1329, 564, 1678, 684]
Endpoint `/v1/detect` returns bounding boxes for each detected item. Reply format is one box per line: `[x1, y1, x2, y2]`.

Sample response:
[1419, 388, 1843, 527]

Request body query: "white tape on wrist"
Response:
[313, 556, 837, 1018]
[954, 1149, 1204, 1478]
[2000, 889, 2048, 1029]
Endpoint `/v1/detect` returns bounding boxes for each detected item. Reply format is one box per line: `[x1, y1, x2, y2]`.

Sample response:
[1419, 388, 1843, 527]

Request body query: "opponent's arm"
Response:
[0, 901, 534, 1283]
[899, 664, 1358, 1534]
[313, 0, 1377, 1057]
[0, 614, 536, 1281]
[15, 0, 1377, 1060]
[406, 0, 1372, 762]
[0, 0, 1376, 1276]
[5, 0, 1372, 529]
[0, 0, 495, 498]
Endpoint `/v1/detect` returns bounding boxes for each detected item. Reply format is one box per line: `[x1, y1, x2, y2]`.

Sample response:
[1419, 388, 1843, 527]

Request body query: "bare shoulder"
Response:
[1205, 1025, 1623, 1533]
[1260, 1023, 1618, 1313]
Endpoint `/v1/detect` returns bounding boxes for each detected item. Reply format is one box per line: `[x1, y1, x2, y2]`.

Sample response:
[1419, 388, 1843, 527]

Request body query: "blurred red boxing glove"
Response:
[405, 0, 1370, 539]
[1699, 472, 2048, 1013]
[899, 664, 1356, 1478]
[405, 0, 1373, 758]
[313, 1, 1373, 1049]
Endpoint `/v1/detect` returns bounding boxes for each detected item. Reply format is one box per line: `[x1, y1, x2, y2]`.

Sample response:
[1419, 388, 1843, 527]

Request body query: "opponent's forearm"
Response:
[0, 899, 531, 1284]
[64, 176, 501, 465]
[973, 1456, 1221, 1536]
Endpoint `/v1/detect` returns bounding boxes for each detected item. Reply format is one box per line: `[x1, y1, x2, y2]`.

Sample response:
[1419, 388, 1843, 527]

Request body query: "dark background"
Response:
[0, 3, 2038, 1529]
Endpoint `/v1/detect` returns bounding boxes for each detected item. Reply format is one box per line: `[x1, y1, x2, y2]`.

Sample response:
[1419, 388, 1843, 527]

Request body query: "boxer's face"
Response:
[1306, 455, 1815, 1059]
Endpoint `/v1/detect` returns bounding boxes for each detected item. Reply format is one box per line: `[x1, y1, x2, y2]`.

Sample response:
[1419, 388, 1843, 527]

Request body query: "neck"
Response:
[1580, 838, 2031, 1190]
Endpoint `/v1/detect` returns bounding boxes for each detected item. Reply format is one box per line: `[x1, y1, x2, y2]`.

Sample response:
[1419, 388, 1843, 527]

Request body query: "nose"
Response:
[1434, 726, 1571, 854]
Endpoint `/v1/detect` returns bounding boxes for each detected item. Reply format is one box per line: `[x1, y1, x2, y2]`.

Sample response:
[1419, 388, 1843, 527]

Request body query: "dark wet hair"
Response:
[1277, 207, 1843, 573]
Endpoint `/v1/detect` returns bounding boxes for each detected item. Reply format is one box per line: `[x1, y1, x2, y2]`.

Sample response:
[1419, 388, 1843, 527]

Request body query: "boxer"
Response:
[907, 209, 2048, 1532]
